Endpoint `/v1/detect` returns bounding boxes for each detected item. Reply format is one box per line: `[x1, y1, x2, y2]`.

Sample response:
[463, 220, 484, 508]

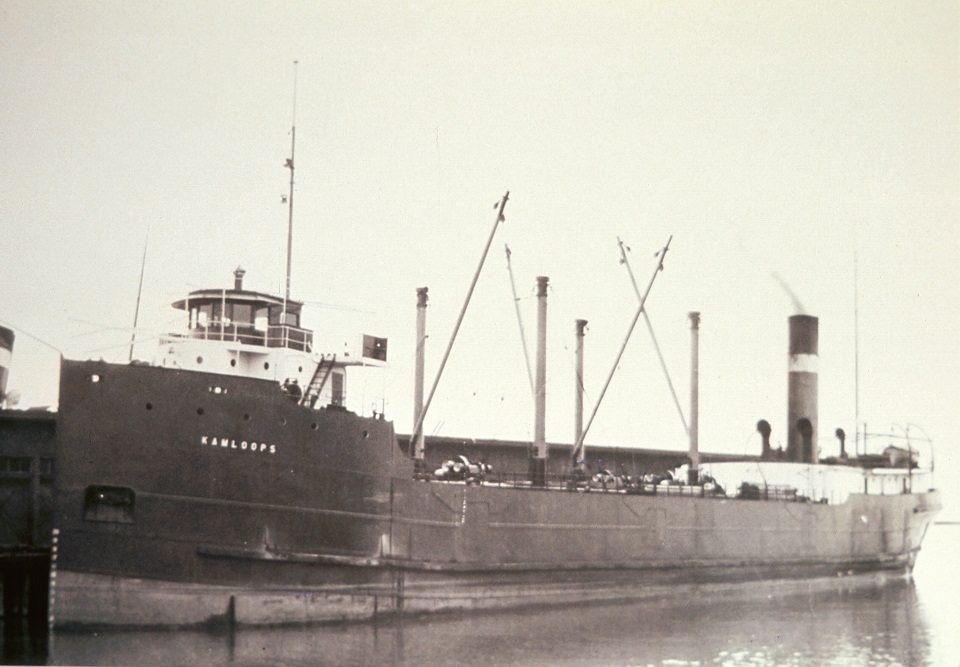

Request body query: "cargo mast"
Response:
[573, 319, 588, 468]
[413, 287, 428, 473]
[688, 312, 700, 484]
[531, 276, 549, 486]
[283, 60, 299, 314]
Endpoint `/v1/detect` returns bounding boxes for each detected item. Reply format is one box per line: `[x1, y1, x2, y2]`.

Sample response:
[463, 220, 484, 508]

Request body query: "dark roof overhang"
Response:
[171, 289, 303, 311]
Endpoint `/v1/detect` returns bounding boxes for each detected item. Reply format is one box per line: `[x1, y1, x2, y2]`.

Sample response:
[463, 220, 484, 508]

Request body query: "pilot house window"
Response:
[198, 304, 213, 326]
[268, 305, 300, 327]
[232, 303, 253, 324]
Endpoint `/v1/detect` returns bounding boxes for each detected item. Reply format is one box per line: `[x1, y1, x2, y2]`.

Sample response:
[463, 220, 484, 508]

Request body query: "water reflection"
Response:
[12, 526, 959, 666]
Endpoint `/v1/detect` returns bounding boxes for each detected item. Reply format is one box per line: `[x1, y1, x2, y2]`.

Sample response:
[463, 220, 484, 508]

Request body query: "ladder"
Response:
[300, 354, 336, 408]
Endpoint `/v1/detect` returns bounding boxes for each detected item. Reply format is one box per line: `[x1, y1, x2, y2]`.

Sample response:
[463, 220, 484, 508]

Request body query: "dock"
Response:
[0, 408, 55, 641]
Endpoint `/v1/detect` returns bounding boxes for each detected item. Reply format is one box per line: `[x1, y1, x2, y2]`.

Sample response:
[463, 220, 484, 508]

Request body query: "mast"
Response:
[531, 276, 549, 486]
[413, 287, 429, 473]
[283, 60, 299, 311]
[573, 319, 587, 469]
[688, 312, 700, 484]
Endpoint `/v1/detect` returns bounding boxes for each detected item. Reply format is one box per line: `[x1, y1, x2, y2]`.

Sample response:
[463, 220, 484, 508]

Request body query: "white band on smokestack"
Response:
[788, 354, 818, 373]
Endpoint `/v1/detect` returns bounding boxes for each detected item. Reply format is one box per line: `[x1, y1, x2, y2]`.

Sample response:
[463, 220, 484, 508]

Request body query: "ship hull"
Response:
[53, 555, 919, 629]
[51, 360, 941, 628]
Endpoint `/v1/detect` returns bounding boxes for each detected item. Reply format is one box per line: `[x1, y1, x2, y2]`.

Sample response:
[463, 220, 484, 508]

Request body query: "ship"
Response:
[49, 198, 941, 627]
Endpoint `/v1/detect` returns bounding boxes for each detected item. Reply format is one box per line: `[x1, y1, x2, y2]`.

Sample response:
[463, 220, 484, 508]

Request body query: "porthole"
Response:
[230, 359, 237, 367]
[197, 356, 204, 365]
[280, 417, 287, 426]
[298, 366, 303, 373]
[145, 403, 153, 410]
[362, 430, 369, 439]
[197, 408, 205, 416]
[90, 374, 101, 383]
[264, 362, 270, 370]
[243, 413, 251, 421]
[310, 422, 318, 431]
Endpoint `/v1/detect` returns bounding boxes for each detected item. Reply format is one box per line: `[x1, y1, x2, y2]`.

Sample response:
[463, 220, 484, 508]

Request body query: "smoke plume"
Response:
[771, 272, 806, 314]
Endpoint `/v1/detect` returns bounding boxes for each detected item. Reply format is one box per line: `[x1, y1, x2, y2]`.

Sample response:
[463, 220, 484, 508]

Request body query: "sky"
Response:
[1, 2, 957, 508]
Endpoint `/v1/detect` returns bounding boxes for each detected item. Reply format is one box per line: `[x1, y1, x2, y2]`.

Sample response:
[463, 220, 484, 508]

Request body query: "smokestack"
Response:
[574, 319, 587, 467]
[757, 419, 772, 460]
[688, 312, 700, 484]
[413, 287, 428, 473]
[0, 326, 13, 402]
[531, 276, 549, 486]
[233, 266, 246, 291]
[787, 314, 818, 463]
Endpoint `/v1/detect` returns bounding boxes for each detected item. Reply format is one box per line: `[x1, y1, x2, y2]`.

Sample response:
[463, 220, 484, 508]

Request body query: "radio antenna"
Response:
[128, 227, 149, 362]
[854, 251, 860, 455]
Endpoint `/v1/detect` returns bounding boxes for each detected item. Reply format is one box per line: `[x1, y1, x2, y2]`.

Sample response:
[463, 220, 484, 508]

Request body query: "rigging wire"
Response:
[0, 317, 62, 356]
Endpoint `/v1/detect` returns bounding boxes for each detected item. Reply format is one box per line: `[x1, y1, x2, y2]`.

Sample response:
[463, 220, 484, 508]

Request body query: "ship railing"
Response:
[266, 324, 313, 352]
[434, 471, 730, 498]
[188, 320, 313, 352]
[735, 482, 808, 502]
[191, 321, 265, 345]
[426, 470, 848, 505]
[452, 471, 929, 505]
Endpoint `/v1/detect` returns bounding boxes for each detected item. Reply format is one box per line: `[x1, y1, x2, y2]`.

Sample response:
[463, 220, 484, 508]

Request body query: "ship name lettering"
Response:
[198, 435, 277, 455]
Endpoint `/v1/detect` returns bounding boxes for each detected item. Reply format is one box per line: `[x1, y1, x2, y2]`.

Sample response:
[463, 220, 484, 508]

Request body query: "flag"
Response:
[0, 326, 13, 352]
[362, 335, 388, 362]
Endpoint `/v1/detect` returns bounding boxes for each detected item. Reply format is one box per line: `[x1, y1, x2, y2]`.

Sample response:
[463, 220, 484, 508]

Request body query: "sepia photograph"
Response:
[1, 2, 957, 665]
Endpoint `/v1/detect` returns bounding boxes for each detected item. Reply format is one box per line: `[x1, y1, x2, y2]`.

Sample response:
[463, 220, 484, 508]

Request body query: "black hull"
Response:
[52, 360, 941, 627]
